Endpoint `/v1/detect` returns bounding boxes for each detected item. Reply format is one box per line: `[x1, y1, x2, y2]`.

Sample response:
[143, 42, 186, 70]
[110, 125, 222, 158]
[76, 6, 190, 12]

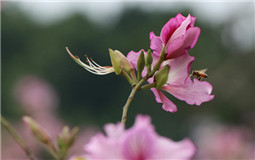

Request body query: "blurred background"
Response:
[1, 1, 255, 159]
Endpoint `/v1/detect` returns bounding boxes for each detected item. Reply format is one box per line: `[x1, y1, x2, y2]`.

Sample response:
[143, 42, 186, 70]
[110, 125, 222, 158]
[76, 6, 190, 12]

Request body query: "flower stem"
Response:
[1, 115, 36, 160]
[140, 83, 156, 90]
[121, 71, 134, 85]
[121, 78, 146, 125]
[121, 50, 165, 126]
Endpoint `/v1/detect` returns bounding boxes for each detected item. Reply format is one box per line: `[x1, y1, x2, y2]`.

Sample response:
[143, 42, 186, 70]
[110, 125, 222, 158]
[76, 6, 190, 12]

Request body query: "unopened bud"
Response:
[68, 127, 79, 148]
[154, 65, 170, 89]
[58, 126, 79, 151]
[137, 50, 145, 74]
[146, 49, 153, 66]
[146, 49, 153, 73]
[109, 49, 122, 75]
[23, 116, 52, 145]
[160, 46, 166, 60]
[109, 49, 134, 75]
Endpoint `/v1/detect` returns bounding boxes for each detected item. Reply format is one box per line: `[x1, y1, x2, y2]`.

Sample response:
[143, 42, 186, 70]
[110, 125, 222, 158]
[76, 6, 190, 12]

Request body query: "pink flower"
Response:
[84, 115, 196, 160]
[127, 50, 214, 112]
[150, 13, 200, 59]
[14, 75, 59, 113]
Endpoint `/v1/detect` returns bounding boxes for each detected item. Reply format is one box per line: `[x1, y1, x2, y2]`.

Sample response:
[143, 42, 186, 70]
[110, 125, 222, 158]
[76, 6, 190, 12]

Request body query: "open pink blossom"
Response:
[150, 13, 200, 59]
[84, 115, 196, 160]
[127, 50, 214, 112]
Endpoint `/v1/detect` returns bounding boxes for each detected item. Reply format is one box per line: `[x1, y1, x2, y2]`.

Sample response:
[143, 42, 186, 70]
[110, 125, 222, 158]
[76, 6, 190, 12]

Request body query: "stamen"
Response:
[66, 47, 114, 75]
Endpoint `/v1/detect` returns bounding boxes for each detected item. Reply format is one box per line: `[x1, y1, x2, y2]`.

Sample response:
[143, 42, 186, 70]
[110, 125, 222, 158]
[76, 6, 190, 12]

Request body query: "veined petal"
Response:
[127, 50, 140, 70]
[160, 13, 186, 44]
[163, 78, 214, 106]
[151, 88, 177, 112]
[150, 32, 164, 55]
[165, 27, 201, 59]
[167, 52, 195, 85]
[167, 14, 192, 45]
[122, 115, 156, 160]
[153, 138, 196, 160]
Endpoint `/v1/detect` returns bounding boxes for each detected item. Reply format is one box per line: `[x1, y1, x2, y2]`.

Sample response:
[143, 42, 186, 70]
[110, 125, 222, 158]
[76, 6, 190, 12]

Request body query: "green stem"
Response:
[121, 71, 134, 85]
[47, 143, 59, 160]
[129, 69, 138, 83]
[140, 83, 156, 90]
[121, 48, 165, 126]
[1, 116, 36, 160]
[146, 58, 164, 79]
[121, 78, 146, 125]
[137, 71, 141, 81]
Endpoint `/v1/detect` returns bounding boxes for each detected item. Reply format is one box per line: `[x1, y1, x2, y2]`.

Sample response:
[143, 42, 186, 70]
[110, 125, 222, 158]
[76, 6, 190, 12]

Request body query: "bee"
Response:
[190, 68, 208, 81]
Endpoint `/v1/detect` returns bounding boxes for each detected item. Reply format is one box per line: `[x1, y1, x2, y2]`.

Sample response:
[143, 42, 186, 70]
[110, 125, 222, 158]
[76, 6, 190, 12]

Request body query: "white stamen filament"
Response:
[66, 47, 114, 75]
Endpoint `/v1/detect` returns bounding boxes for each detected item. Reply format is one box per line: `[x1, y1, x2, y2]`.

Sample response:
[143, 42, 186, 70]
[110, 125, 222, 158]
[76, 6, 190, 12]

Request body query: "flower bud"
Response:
[145, 49, 153, 73]
[137, 50, 145, 74]
[109, 49, 134, 75]
[154, 65, 170, 89]
[57, 126, 79, 151]
[160, 46, 166, 60]
[146, 49, 153, 66]
[23, 116, 52, 145]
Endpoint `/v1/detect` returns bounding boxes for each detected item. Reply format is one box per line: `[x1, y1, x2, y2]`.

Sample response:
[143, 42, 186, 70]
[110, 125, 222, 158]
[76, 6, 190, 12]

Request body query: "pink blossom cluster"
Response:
[127, 13, 214, 112]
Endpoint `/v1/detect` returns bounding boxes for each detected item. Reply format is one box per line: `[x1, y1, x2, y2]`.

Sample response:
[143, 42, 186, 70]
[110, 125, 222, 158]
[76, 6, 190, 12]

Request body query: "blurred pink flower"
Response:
[150, 13, 200, 60]
[3, 75, 64, 159]
[84, 115, 196, 160]
[14, 75, 59, 114]
[127, 51, 214, 112]
[193, 123, 254, 159]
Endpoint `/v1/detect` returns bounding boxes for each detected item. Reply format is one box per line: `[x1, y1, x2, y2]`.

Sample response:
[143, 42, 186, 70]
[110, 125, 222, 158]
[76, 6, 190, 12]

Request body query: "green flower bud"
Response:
[109, 49, 122, 75]
[23, 116, 52, 145]
[146, 49, 153, 74]
[68, 127, 79, 148]
[137, 50, 145, 74]
[57, 126, 79, 151]
[109, 49, 134, 75]
[146, 49, 153, 66]
[160, 46, 166, 60]
[154, 65, 170, 89]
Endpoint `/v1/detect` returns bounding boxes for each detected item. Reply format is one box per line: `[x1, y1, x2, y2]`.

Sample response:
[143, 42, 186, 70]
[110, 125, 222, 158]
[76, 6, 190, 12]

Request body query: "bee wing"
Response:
[199, 68, 207, 73]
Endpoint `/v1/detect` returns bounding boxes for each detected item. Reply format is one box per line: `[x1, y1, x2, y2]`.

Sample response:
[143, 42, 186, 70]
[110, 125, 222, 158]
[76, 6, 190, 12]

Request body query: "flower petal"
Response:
[84, 133, 123, 159]
[153, 138, 196, 160]
[133, 115, 153, 129]
[167, 52, 195, 85]
[104, 123, 124, 138]
[127, 50, 142, 70]
[163, 78, 214, 105]
[165, 27, 201, 59]
[160, 13, 186, 44]
[150, 32, 164, 55]
[151, 88, 177, 112]
[122, 115, 156, 160]
[167, 14, 192, 44]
